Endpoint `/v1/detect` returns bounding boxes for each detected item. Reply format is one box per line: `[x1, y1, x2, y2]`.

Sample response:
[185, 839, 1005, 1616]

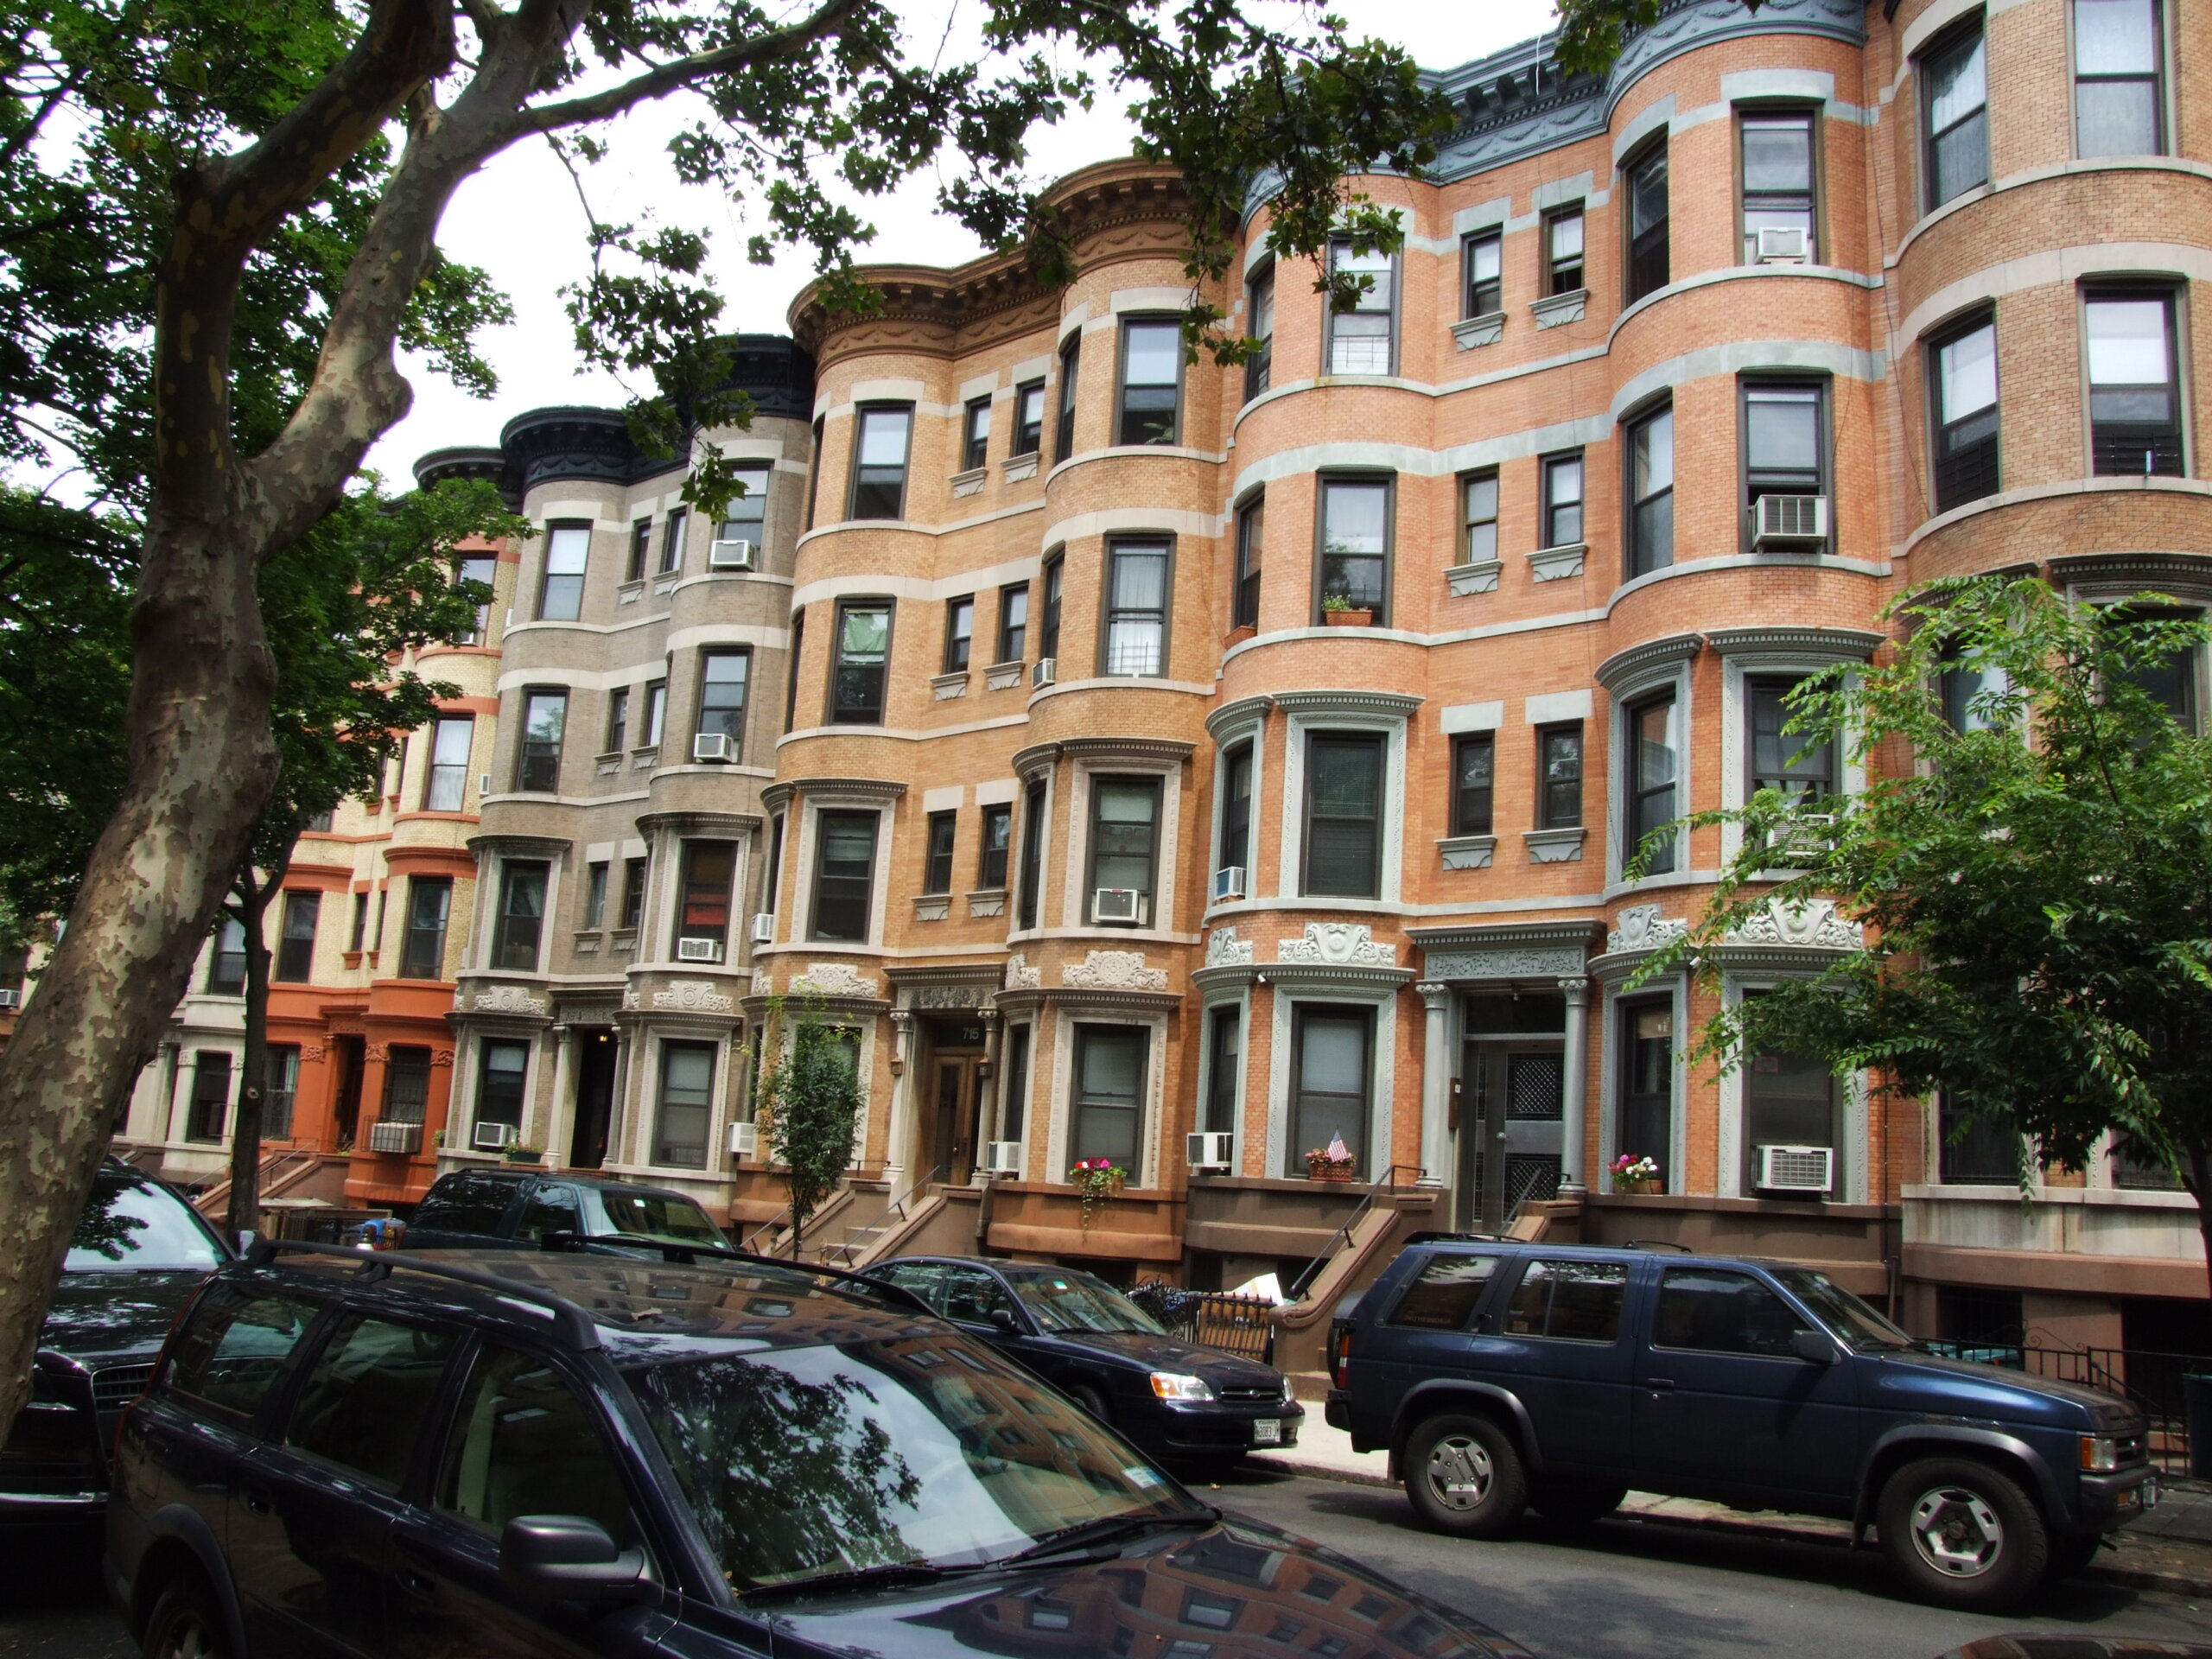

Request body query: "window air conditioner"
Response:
[729, 1121, 760, 1158]
[692, 732, 733, 762]
[1752, 494, 1828, 547]
[1093, 887, 1141, 924]
[982, 1141, 1023, 1176]
[677, 938, 726, 963]
[0, 988, 18, 1011]
[472, 1120, 518, 1152]
[1211, 866, 1247, 904]
[749, 912, 776, 944]
[479, 772, 492, 798]
[1032, 657, 1057, 690]
[709, 537, 755, 570]
[1756, 226, 1810, 264]
[367, 1119, 422, 1155]
[1187, 1130, 1235, 1172]
[1756, 1143, 1834, 1193]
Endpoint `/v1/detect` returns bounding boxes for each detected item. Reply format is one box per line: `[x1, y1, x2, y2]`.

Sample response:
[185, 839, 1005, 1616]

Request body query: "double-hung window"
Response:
[1541, 453, 1585, 550]
[963, 397, 992, 471]
[1244, 268, 1274, 402]
[1939, 1091, 2018, 1184]
[1625, 695, 1680, 874]
[979, 804, 1012, 890]
[655, 1043, 715, 1169]
[718, 465, 768, 555]
[1102, 542, 1168, 677]
[1289, 1007, 1371, 1177]
[1039, 556, 1064, 661]
[1054, 337, 1080, 462]
[2075, 0, 2164, 157]
[922, 811, 957, 895]
[208, 917, 247, 995]
[1465, 231, 1503, 318]
[1626, 407, 1674, 575]
[1624, 143, 1670, 302]
[830, 600, 893, 723]
[1087, 778, 1160, 925]
[1017, 779, 1046, 931]
[515, 690, 567, 791]
[1452, 734, 1495, 836]
[848, 405, 913, 519]
[658, 507, 687, 575]
[1118, 319, 1181, 445]
[619, 856, 648, 931]
[454, 554, 496, 644]
[1303, 733, 1384, 898]
[475, 1040, 527, 1136]
[2106, 606, 2201, 729]
[1327, 243, 1394, 374]
[1218, 743, 1253, 879]
[1739, 114, 1814, 264]
[493, 861, 547, 971]
[1001, 1026, 1032, 1145]
[1742, 994, 1840, 1193]
[1072, 1026, 1147, 1182]
[187, 1052, 232, 1141]
[538, 523, 589, 620]
[783, 612, 804, 733]
[2087, 289, 2183, 476]
[1940, 642, 2010, 732]
[384, 1047, 431, 1128]
[1931, 313, 2001, 510]
[640, 679, 666, 749]
[1546, 207, 1584, 296]
[1012, 382, 1045, 457]
[1460, 472, 1499, 565]
[944, 595, 975, 674]
[276, 892, 321, 982]
[1539, 725, 1584, 829]
[423, 715, 473, 811]
[675, 842, 734, 954]
[810, 811, 878, 942]
[695, 650, 748, 754]
[1204, 1007, 1241, 1137]
[1317, 476, 1389, 622]
[265, 1046, 300, 1140]
[401, 877, 451, 979]
[583, 861, 608, 930]
[1922, 22, 1989, 207]
[1233, 499, 1263, 630]
[1743, 382, 1827, 533]
[1618, 1002, 1673, 1185]
[604, 686, 630, 756]
[995, 583, 1028, 665]
[1747, 677, 1835, 808]
[626, 519, 652, 584]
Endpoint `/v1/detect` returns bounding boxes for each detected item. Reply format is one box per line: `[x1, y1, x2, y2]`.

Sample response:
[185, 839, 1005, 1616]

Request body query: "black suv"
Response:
[1329, 1239, 2156, 1610]
[399, 1167, 728, 1252]
[108, 1243, 1530, 1659]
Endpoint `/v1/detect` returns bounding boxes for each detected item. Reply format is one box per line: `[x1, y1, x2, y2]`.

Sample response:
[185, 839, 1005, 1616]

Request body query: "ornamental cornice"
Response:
[1011, 743, 1063, 780]
[1704, 626, 1887, 661]
[633, 810, 761, 840]
[466, 833, 571, 861]
[1595, 632, 1702, 693]
[1058, 737, 1196, 768]
[766, 776, 907, 807]
[1205, 696, 1275, 741]
[1409, 920, 1604, 956]
[1272, 690, 1424, 721]
[2049, 552, 2212, 607]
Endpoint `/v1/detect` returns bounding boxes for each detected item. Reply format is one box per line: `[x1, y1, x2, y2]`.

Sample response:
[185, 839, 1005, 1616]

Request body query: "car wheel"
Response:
[144, 1572, 229, 1659]
[1403, 1413, 1526, 1539]
[2047, 1530, 2106, 1582]
[1877, 1456, 2047, 1610]
[1067, 1382, 1111, 1425]
[1529, 1482, 1626, 1528]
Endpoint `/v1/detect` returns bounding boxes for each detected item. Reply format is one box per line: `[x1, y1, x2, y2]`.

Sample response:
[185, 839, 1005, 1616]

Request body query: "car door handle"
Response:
[1645, 1378, 1675, 1392]
[397, 1570, 438, 1601]
[240, 1486, 271, 1515]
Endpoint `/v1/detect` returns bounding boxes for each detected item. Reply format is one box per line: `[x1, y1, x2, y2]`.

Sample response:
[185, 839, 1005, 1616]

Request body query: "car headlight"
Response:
[2080, 1433, 2125, 1472]
[1148, 1371, 1216, 1402]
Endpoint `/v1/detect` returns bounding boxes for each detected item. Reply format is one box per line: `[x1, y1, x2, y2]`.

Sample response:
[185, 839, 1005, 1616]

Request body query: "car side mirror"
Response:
[989, 1308, 1020, 1335]
[1791, 1329, 1840, 1365]
[499, 1516, 650, 1601]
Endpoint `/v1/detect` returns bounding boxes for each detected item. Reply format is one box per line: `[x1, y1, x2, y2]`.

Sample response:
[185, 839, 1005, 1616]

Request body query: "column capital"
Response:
[1415, 981, 1454, 1008]
[1558, 976, 1590, 1006]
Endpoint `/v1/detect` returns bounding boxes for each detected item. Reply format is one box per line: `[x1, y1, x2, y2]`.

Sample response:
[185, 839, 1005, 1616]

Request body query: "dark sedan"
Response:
[2, 1160, 230, 1541]
[864, 1256, 1301, 1474]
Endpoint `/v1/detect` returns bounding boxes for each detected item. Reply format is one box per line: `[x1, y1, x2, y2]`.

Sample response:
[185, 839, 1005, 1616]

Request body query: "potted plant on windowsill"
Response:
[1305, 1132, 1357, 1182]
[502, 1143, 545, 1166]
[1321, 593, 1372, 628]
[1070, 1157, 1128, 1227]
[1610, 1154, 1661, 1194]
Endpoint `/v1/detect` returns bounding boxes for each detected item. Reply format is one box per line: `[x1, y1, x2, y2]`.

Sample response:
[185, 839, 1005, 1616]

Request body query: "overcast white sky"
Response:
[368, 0, 1560, 481]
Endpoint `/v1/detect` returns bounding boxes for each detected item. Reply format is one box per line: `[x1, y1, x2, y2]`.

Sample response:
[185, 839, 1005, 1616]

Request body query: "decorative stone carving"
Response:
[1607, 904, 1688, 955]
[429, 1050, 454, 1067]
[1277, 923, 1396, 967]
[1438, 834, 1496, 871]
[474, 984, 549, 1017]
[1451, 312, 1504, 350]
[621, 990, 641, 1010]
[1205, 927, 1254, 967]
[906, 982, 991, 1010]
[1729, 897, 1862, 950]
[652, 980, 736, 1013]
[1004, 954, 1041, 991]
[1446, 559, 1503, 596]
[1423, 947, 1586, 979]
[364, 1043, 390, 1063]
[750, 972, 774, 998]
[300, 1044, 326, 1063]
[790, 962, 879, 1000]
[1062, 950, 1169, 991]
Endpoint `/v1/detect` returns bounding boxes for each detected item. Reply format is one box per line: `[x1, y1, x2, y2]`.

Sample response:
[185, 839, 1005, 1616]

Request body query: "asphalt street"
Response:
[3, 1471, 2204, 1658]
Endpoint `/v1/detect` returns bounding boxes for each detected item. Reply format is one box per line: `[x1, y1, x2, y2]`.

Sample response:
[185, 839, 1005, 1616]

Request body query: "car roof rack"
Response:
[245, 1238, 604, 1351]
[1624, 1239, 1694, 1253]
[1402, 1230, 1510, 1246]
[535, 1231, 935, 1317]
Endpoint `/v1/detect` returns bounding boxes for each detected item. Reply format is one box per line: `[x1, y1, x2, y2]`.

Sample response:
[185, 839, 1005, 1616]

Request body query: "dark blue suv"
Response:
[107, 1242, 1530, 1659]
[1328, 1239, 2156, 1611]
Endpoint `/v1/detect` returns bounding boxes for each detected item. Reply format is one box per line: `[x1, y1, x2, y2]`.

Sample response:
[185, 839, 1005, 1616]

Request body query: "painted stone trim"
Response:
[473, 985, 549, 1017]
[1452, 312, 1505, 350]
[1530, 289, 1587, 329]
[1529, 542, 1586, 582]
[1524, 827, 1587, 863]
[1424, 945, 1586, 979]
[652, 980, 736, 1014]
[1607, 904, 1688, 955]
[1062, 950, 1170, 991]
[1278, 922, 1396, 967]
[1446, 558, 1503, 595]
[1439, 834, 1497, 870]
[790, 962, 880, 999]
[1206, 926, 1254, 967]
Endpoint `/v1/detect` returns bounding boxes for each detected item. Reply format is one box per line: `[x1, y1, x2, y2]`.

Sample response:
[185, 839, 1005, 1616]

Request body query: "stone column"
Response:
[1416, 982, 1453, 1187]
[882, 1010, 916, 1186]
[542, 1024, 575, 1166]
[1558, 976, 1592, 1193]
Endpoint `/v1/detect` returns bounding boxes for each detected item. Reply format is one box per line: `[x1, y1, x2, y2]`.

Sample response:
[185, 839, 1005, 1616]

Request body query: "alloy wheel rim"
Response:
[1425, 1434, 1493, 1512]
[1908, 1484, 2005, 1578]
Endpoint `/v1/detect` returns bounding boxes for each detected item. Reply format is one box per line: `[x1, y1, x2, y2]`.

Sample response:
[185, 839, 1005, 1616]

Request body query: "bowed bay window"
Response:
[1921, 20, 1988, 207]
[1117, 319, 1182, 445]
[1303, 733, 1384, 899]
[1288, 1007, 1372, 1178]
[830, 600, 893, 724]
[1087, 778, 1161, 925]
[1072, 1026, 1147, 1183]
[848, 405, 913, 520]
[809, 812, 879, 943]
[537, 523, 589, 620]
[1102, 542, 1169, 677]
[1739, 114, 1814, 264]
[2074, 0, 2164, 157]
[1625, 694, 1680, 875]
[1930, 313, 1999, 511]
[1316, 476, 1390, 623]
[1326, 242, 1395, 374]
[2086, 289, 2183, 477]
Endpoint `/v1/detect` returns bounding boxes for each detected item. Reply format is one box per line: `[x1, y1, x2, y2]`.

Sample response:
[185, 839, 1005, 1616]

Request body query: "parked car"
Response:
[1328, 1238, 2156, 1611]
[398, 1166, 728, 1253]
[861, 1255, 1302, 1474]
[106, 1244, 1529, 1659]
[2, 1160, 231, 1542]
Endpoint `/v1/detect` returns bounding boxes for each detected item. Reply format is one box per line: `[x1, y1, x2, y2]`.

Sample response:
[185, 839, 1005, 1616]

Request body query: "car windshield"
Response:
[1003, 1268, 1165, 1337]
[1773, 1268, 1914, 1351]
[66, 1177, 225, 1273]
[585, 1188, 722, 1246]
[629, 1333, 1189, 1591]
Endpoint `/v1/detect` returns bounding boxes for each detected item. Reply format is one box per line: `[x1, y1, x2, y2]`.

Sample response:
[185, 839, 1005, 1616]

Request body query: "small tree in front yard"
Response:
[756, 1001, 864, 1258]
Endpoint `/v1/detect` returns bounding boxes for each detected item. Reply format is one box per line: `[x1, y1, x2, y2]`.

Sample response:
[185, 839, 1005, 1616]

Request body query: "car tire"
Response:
[1067, 1382, 1112, 1425]
[1529, 1482, 1626, 1528]
[1877, 1456, 2047, 1611]
[1403, 1413, 1526, 1539]
[144, 1571, 229, 1659]
[2047, 1529, 2106, 1582]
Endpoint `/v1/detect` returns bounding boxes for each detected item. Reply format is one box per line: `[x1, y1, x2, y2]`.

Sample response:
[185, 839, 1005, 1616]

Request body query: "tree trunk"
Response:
[224, 840, 292, 1245]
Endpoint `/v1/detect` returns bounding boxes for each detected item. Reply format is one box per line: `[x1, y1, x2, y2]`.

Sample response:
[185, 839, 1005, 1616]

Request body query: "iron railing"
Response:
[1921, 1340, 2201, 1475]
[1286, 1163, 1428, 1302]
[1128, 1284, 1277, 1366]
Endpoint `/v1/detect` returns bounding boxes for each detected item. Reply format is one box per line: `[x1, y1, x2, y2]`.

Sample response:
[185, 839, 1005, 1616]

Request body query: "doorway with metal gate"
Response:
[1457, 989, 1567, 1233]
[569, 1028, 617, 1169]
[920, 1017, 989, 1186]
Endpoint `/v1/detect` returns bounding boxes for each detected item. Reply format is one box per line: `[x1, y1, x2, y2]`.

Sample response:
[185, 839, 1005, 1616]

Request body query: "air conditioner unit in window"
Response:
[709, 537, 755, 570]
[472, 1120, 518, 1152]
[677, 938, 726, 963]
[1211, 866, 1247, 904]
[367, 1118, 422, 1155]
[1032, 657, 1057, 690]
[749, 912, 776, 944]
[692, 732, 733, 762]
[1756, 1143, 1834, 1193]
[982, 1141, 1023, 1176]
[1093, 887, 1141, 924]
[729, 1121, 760, 1159]
[1756, 226, 1810, 264]
[1187, 1130, 1235, 1172]
[0, 988, 18, 1011]
[1752, 493, 1828, 547]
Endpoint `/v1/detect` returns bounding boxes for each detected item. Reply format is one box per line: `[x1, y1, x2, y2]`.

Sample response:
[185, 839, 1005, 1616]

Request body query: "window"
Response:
[963, 397, 993, 471]
[1625, 143, 1669, 302]
[805, 417, 824, 529]
[208, 916, 246, 995]
[583, 861, 609, 930]
[1289, 1007, 1370, 1176]
[2075, 0, 2164, 156]
[677, 842, 734, 950]
[626, 518, 652, 584]
[2107, 606, 2201, 728]
[493, 861, 548, 970]
[1626, 694, 1679, 874]
[923, 811, 957, 895]
[1055, 336, 1080, 463]
[1087, 777, 1161, 924]
[658, 506, 688, 575]
[1747, 677, 1835, 807]
[1245, 268, 1274, 402]
[1940, 643, 2010, 732]
[1744, 1009, 1840, 1192]
[1001, 1025, 1032, 1143]
[1460, 472, 1498, 565]
[401, 877, 451, 979]
[1655, 1268, 1814, 1357]
[1218, 743, 1253, 876]
[1618, 1001, 1673, 1185]
[1234, 499, 1264, 629]
[641, 679, 666, 748]
[423, 715, 472, 811]
[996, 583, 1028, 664]
[276, 891, 320, 982]
[187, 1052, 231, 1141]
[1103, 542, 1168, 677]
[1204, 1006, 1241, 1136]
[1546, 207, 1584, 296]
[1073, 1025, 1147, 1182]
[1303, 733, 1384, 898]
[1039, 555, 1064, 661]
[830, 599, 893, 723]
[1503, 1259, 1628, 1343]
[1626, 407, 1674, 575]
[515, 689, 567, 791]
[1118, 319, 1182, 445]
[264, 1045, 299, 1139]
[1387, 1254, 1499, 1330]
[439, 1344, 632, 1542]
[476, 1039, 528, 1131]
[1922, 22, 1989, 207]
[784, 611, 804, 733]
[287, 1314, 458, 1492]
[1931, 314, 2000, 511]
[619, 856, 648, 931]
[1318, 476, 1389, 621]
[765, 817, 784, 917]
[1326, 242, 1394, 374]
[167, 1287, 315, 1418]
[1464, 231, 1503, 318]
[1743, 382, 1826, 520]
[944, 596, 974, 674]
[656, 1042, 715, 1167]
[454, 553, 496, 644]
[1017, 780, 1046, 931]
[810, 810, 878, 942]
[347, 893, 367, 953]
[604, 685, 630, 755]
[1541, 452, 1584, 550]
[696, 650, 749, 754]
[719, 464, 769, 550]
[979, 804, 1012, 889]
[384, 1046, 430, 1126]
[1740, 114, 1814, 264]
[1538, 724, 1584, 830]
[538, 523, 589, 620]
[1012, 382, 1046, 457]
[848, 405, 913, 519]
[2087, 290, 2183, 476]
[1452, 734, 1495, 836]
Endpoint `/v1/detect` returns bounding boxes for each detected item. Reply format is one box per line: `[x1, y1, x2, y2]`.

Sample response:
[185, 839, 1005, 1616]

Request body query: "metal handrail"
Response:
[1286, 1162, 1427, 1302]
[820, 1163, 943, 1267]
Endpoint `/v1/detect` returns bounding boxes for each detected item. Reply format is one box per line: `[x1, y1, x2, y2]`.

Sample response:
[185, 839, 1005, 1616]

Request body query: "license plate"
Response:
[1252, 1419, 1282, 1446]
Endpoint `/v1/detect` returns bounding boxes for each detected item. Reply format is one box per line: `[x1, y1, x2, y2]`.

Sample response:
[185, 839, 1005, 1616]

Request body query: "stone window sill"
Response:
[1529, 543, 1586, 582]
[950, 466, 988, 498]
[1451, 311, 1505, 350]
[913, 894, 952, 921]
[1438, 834, 1496, 870]
[931, 670, 969, 701]
[1446, 559, 1503, 596]
[1531, 288, 1587, 329]
[1525, 826, 1586, 863]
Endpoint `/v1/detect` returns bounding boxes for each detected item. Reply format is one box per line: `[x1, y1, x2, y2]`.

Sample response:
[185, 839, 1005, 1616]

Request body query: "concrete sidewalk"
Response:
[1249, 1418, 2212, 1599]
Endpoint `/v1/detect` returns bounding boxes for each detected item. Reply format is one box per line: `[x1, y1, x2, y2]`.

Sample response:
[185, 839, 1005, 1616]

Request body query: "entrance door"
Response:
[569, 1029, 617, 1170]
[1460, 1041, 1566, 1233]
[330, 1035, 365, 1150]
[929, 1056, 983, 1185]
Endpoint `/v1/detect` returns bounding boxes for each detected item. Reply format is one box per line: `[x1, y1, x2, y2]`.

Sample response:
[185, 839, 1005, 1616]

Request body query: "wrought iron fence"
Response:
[1922, 1340, 2201, 1476]
[1128, 1284, 1277, 1366]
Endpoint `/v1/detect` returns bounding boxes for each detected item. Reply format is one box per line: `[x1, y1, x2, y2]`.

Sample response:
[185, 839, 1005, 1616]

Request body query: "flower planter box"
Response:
[1308, 1167, 1357, 1183]
[1617, 1177, 1662, 1195]
[502, 1149, 544, 1165]
[1322, 609, 1374, 627]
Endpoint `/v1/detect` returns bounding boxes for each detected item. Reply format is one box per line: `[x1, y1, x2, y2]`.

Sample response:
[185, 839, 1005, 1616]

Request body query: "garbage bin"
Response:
[2185, 1372, 2212, 1480]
